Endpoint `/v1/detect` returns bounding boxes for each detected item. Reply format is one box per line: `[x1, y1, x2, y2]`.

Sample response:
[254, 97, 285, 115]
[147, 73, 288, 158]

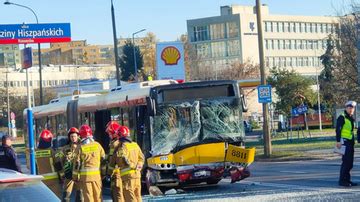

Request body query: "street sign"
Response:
[0, 23, 71, 44]
[21, 47, 32, 69]
[292, 105, 308, 116]
[257, 85, 272, 103]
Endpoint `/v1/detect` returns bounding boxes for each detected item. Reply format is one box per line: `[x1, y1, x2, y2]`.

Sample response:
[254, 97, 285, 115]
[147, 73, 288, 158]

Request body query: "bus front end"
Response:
[145, 81, 255, 189]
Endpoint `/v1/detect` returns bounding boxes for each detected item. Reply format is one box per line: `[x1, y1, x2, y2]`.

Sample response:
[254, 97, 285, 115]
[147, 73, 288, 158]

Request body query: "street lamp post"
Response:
[111, 0, 121, 86]
[132, 29, 146, 82]
[4, 0, 43, 106]
[4, 1, 37, 174]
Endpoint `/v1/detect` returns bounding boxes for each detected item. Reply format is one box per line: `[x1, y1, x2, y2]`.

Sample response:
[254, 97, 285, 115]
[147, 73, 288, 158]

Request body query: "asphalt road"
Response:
[19, 153, 360, 201]
[143, 156, 360, 201]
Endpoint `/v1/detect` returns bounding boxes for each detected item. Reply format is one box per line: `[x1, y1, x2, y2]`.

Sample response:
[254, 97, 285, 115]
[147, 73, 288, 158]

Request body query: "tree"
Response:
[267, 67, 317, 115]
[141, 32, 157, 79]
[318, 11, 360, 107]
[180, 34, 200, 81]
[217, 60, 260, 80]
[119, 40, 144, 81]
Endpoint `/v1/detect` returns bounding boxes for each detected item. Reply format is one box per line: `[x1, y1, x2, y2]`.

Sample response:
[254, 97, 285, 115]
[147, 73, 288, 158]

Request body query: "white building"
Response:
[1, 64, 116, 96]
[187, 4, 339, 76]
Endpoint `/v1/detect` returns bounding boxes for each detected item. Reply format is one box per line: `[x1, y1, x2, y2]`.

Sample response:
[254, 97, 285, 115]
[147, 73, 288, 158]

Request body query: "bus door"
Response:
[94, 110, 111, 152]
[66, 100, 79, 129]
[136, 106, 150, 155]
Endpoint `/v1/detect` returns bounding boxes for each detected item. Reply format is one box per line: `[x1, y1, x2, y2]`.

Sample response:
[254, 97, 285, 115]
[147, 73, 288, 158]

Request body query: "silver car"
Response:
[0, 168, 60, 202]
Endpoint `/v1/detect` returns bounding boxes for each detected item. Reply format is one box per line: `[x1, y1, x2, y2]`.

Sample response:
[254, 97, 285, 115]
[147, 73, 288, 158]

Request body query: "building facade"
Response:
[187, 4, 339, 77]
[31, 40, 115, 66]
[0, 45, 21, 69]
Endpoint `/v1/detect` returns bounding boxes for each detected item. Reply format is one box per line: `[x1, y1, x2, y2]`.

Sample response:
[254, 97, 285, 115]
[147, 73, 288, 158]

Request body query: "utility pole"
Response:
[256, 0, 272, 157]
[6, 69, 10, 136]
[111, 0, 121, 86]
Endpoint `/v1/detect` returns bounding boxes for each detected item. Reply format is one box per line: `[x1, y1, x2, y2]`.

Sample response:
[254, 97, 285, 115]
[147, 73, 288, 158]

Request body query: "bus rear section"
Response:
[145, 80, 255, 188]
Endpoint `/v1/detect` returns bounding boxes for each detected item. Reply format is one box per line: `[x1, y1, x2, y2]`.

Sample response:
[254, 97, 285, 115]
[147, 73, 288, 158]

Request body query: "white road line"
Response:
[279, 171, 308, 174]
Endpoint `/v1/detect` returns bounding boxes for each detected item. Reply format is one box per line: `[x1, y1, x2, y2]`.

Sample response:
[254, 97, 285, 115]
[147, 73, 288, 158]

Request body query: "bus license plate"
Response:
[194, 170, 210, 177]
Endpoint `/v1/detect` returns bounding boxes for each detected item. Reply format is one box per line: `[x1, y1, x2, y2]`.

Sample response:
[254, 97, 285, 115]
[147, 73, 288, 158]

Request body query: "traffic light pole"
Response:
[256, 0, 272, 157]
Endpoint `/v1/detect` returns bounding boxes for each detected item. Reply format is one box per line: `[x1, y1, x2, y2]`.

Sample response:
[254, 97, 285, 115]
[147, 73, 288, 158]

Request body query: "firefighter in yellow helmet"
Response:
[36, 129, 62, 198]
[73, 124, 105, 202]
[58, 127, 80, 202]
[105, 121, 123, 202]
[110, 126, 144, 202]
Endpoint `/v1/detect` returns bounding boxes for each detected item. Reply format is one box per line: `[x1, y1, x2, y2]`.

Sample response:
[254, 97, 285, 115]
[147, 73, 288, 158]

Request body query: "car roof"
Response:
[0, 168, 43, 183]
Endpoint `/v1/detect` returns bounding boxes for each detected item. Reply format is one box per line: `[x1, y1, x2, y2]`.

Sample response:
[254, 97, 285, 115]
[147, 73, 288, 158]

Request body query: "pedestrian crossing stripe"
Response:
[81, 145, 98, 154]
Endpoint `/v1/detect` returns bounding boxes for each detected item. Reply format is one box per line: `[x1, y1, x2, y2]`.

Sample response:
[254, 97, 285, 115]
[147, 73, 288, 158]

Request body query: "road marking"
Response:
[279, 171, 308, 174]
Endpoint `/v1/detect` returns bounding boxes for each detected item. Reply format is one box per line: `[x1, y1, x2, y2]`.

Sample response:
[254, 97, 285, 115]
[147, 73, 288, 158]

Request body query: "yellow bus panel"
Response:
[225, 145, 255, 164]
[174, 142, 225, 166]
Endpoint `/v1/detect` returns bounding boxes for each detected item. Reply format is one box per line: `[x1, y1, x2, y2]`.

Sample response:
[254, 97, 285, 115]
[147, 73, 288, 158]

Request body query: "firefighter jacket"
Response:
[72, 138, 105, 182]
[106, 139, 120, 176]
[110, 140, 144, 180]
[35, 148, 62, 181]
[57, 143, 78, 180]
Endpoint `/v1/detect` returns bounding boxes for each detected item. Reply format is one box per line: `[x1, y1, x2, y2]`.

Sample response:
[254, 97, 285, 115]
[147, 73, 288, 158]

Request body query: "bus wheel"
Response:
[206, 179, 221, 185]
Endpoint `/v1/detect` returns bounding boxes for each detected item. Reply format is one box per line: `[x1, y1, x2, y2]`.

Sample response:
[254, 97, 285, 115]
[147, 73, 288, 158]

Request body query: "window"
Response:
[274, 57, 279, 67]
[270, 39, 274, 49]
[227, 40, 240, 56]
[227, 22, 239, 38]
[284, 22, 289, 32]
[291, 40, 296, 49]
[300, 23, 305, 33]
[308, 40, 313, 49]
[317, 23, 321, 33]
[211, 41, 226, 58]
[301, 40, 306, 49]
[281, 57, 286, 67]
[285, 40, 291, 49]
[306, 23, 311, 33]
[196, 43, 210, 58]
[286, 57, 291, 67]
[193, 25, 209, 42]
[265, 40, 269, 49]
[279, 40, 284, 49]
[277, 22, 282, 32]
[210, 23, 225, 40]
[273, 22, 278, 32]
[290, 22, 295, 32]
[265, 21, 271, 32]
[292, 57, 296, 67]
[274, 40, 278, 49]
[295, 22, 300, 33]
[297, 40, 302, 49]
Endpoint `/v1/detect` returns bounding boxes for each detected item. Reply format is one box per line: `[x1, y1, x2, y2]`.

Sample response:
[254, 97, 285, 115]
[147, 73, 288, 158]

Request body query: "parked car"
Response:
[0, 168, 59, 202]
[244, 121, 253, 133]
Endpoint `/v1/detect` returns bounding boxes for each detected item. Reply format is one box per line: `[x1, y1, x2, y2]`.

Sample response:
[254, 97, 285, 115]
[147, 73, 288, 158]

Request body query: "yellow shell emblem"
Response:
[161, 46, 181, 65]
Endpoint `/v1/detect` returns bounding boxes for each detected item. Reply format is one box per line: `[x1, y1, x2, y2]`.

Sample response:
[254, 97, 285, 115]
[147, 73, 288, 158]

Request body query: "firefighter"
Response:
[105, 121, 123, 202]
[36, 129, 62, 198]
[58, 127, 80, 202]
[111, 126, 144, 202]
[73, 124, 105, 202]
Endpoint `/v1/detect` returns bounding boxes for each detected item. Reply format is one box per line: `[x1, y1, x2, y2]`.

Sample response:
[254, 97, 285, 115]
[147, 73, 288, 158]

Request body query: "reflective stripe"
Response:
[36, 150, 51, 158]
[42, 172, 58, 180]
[112, 168, 120, 174]
[49, 157, 55, 173]
[81, 145, 98, 154]
[79, 168, 100, 176]
[120, 169, 136, 176]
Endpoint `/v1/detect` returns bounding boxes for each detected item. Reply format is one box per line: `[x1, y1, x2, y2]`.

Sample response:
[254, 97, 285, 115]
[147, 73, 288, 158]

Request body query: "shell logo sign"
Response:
[156, 42, 185, 82]
[161, 46, 181, 65]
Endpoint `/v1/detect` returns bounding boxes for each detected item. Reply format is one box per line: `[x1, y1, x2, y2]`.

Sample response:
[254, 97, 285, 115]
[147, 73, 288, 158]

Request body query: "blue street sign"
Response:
[292, 105, 308, 116]
[21, 47, 32, 69]
[257, 85, 272, 103]
[0, 23, 71, 44]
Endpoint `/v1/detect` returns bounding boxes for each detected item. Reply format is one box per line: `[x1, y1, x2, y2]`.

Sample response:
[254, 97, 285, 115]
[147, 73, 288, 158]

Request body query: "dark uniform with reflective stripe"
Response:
[35, 148, 62, 198]
[336, 111, 355, 185]
[111, 139, 144, 202]
[0, 145, 21, 172]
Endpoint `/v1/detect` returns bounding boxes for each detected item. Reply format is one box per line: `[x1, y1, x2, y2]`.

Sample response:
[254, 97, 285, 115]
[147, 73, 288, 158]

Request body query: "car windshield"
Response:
[0, 181, 60, 202]
[151, 99, 244, 156]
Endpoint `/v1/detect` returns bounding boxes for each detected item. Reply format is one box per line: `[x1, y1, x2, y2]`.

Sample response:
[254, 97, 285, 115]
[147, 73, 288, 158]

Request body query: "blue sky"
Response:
[0, 0, 352, 45]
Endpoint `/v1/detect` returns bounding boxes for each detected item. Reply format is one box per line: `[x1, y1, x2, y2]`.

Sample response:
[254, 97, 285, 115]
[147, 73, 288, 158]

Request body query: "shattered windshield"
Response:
[151, 99, 244, 156]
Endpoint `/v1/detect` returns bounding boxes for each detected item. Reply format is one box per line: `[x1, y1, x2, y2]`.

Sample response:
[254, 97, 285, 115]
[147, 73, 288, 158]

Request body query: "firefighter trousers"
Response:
[123, 178, 141, 202]
[111, 177, 124, 202]
[62, 179, 76, 202]
[78, 180, 102, 202]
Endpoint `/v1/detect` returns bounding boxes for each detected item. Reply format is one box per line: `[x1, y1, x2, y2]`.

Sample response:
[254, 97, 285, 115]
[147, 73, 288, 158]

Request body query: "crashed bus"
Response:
[24, 80, 255, 191]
